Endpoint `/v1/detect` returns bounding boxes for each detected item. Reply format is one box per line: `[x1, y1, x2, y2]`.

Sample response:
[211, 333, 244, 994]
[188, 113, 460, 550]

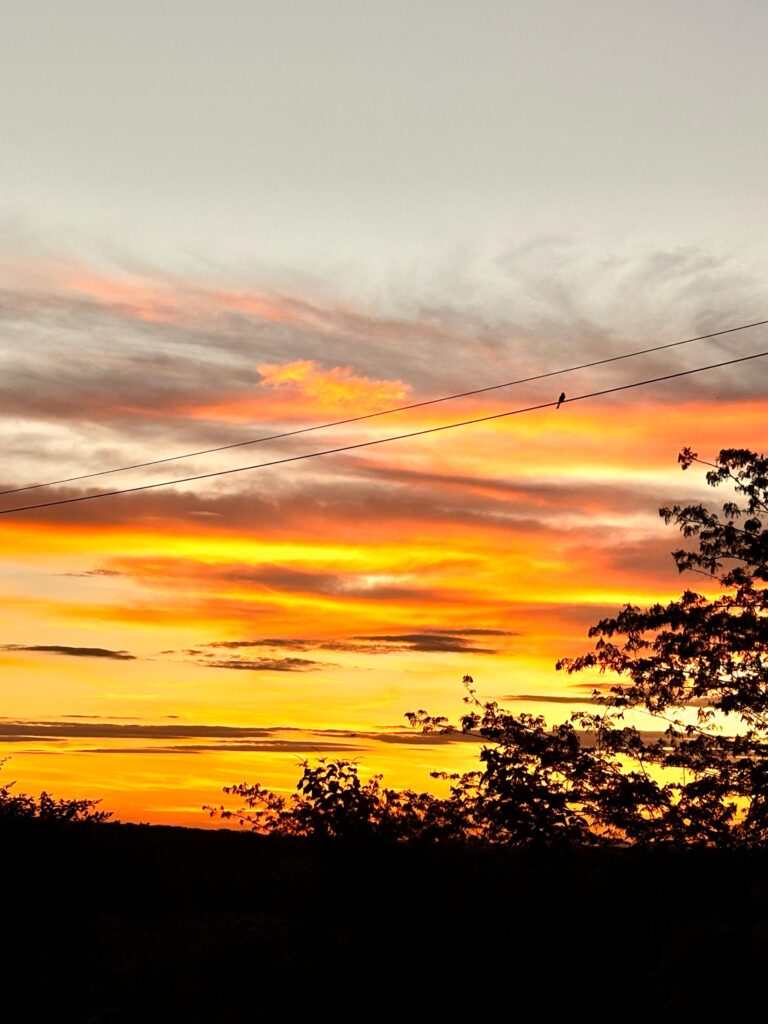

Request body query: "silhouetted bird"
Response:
[557, 392, 566, 409]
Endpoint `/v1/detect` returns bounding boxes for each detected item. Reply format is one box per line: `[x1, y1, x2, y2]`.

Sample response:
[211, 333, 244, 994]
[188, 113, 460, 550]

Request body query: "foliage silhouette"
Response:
[0, 759, 111, 824]
[206, 757, 465, 841]
[213, 447, 768, 846]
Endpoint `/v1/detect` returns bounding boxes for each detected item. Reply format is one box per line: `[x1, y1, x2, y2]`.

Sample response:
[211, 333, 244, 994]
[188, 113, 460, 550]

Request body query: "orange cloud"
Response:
[257, 359, 410, 411]
[54, 268, 311, 332]
[56, 268, 461, 350]
[64, 273, 181, 324]
[189, 358, 412, 423]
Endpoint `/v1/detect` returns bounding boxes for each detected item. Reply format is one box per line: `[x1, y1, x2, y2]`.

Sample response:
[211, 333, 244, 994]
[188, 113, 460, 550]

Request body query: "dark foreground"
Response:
[2, 820, 765, 1022]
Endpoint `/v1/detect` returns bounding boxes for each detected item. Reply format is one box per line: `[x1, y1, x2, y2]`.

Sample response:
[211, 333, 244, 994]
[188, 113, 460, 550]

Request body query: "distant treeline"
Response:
[4, 818, 768, 1021]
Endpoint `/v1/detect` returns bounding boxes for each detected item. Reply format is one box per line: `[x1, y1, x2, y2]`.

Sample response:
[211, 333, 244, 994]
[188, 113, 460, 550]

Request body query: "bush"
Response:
[0, 760, 112, 824]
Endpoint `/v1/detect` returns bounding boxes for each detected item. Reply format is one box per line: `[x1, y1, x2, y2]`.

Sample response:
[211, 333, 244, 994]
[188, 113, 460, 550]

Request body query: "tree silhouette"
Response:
[213, 448, 768, 846]
[556, 446, 768, 843]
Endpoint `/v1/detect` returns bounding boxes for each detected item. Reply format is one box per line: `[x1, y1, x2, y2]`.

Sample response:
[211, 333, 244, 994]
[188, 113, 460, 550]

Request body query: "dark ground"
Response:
[1, 820, 765, 1021]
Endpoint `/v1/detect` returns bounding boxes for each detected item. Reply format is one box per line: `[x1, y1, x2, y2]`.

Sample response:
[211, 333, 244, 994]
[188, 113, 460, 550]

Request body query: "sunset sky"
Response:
[2, 1, 767, 825]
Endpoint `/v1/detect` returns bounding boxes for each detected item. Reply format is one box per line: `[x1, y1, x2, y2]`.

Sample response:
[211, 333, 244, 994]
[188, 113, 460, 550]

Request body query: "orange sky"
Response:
[1, 260, 766, 825]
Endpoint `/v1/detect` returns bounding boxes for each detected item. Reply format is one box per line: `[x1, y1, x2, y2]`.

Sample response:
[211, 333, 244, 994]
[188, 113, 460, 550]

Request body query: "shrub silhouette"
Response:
[213, 447, 768, 846]
[0, 759, 111, 824]
[207, 757, 465, 841]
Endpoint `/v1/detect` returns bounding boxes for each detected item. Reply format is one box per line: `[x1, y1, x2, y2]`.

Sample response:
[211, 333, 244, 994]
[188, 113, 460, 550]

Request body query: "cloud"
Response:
[62, 714, 145, 720]
[205, 564, 422, 600]
[58, 568, 124, 578]
[353, 462, 704, 523]
[0, 719, 480, 750]
[501, 693, 598, 705]
[257, 359, 410, 411]
[349, 633, 504, 654]
[0, 270, 444, 447]
[0, 716, 674, 756]
[522, 688, 712, 710]
[1, 470, 532, 535]
[202, 656, 330, 672]
[59, 713, 181, 720]
[79, 740, 364, 754]
[369, 730, 481, 746]
[196, 627, 516, 658]
[432, 628, 518, 637]
[0, 644, 135, 660]
[0, 721, 284, 740]
[206, 638, 314, 651]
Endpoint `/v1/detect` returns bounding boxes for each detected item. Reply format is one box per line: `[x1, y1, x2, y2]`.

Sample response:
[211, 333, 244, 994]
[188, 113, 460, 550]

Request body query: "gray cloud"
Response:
[203, 656, 330, 672]
[350, 633, 502, 654]
[79, 740, 363, 755]
[0, 719, 479, 750]
[521, 688, 712, 710]
[198, 627, 516, 658]
[501, 693, 598, 705]
[204, 563, 423, 600]
[0, 644, 135, 660]
[369, 730, 481, 746]
[62, 714, 144, 720]
[58, 568, 124, 578]
[0, 721, 287, 740]
[60, 713, 180, 720]
[432, 628, 516, 637]
[0, 716, 673, 755]
[206, 638, 313, 651]
[0, 471, 530, 535]
[609, 536, 689, 578]
[353, 461, 706, 523]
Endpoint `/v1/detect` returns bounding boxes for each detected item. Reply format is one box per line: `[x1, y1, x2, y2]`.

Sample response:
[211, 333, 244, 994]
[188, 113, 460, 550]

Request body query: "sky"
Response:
[1, 1, 767, 825]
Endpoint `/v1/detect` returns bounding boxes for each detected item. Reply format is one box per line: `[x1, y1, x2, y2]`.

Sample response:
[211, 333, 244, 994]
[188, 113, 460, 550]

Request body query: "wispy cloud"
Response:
[0, 644, 135, 660]
[0, 719, 480, 750]
[348, 632, 507, 654]
[202, 656, 331, 672]
[196, 627, 516, 658]
[206, 638, 314, 651]
[58, 568, 124, 578]
[502, 693, 598, 705]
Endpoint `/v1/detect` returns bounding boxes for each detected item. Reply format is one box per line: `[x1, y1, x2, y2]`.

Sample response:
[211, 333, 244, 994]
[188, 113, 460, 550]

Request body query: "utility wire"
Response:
[2, 317, 766, 498]
[1, 348, 765, 518]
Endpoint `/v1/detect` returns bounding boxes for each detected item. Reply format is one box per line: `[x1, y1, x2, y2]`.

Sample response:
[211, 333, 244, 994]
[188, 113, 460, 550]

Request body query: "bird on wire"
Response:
[557, 392, 566, 409]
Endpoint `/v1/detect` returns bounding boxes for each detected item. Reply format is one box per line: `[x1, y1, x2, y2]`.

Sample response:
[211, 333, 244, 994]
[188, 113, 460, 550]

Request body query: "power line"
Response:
[2, 317, 766, 498]
[1, 347, 765, 518]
